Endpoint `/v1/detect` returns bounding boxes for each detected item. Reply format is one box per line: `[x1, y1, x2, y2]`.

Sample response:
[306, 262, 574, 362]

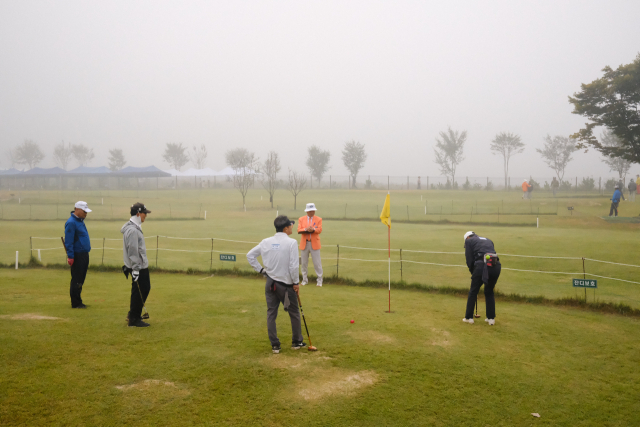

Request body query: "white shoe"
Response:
[300, 282, 307, 286]
[485, 318, 495, 326]
[316, 283, 322, 287]
[462, 318, 474, 324]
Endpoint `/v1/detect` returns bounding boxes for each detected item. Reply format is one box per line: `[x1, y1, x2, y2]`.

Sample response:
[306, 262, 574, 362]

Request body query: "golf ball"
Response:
[350, 320, 355, 323]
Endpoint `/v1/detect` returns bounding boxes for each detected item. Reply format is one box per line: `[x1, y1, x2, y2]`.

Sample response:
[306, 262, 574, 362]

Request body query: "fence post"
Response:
[30, 236, 32, 260]
[210, 238, 213, 271]
[38, 249, 41, 262]
[156, 235, 159, 268]
[15, 251, 18, 269]
[102, 238, 105, 265]
[400, 248, 403, 281]
[336, 244, 339, 278]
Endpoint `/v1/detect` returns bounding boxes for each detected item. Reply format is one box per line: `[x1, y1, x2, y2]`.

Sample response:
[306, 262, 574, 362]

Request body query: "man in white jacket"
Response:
[247, 215, 305, 354]
[122, 203, 152, 328]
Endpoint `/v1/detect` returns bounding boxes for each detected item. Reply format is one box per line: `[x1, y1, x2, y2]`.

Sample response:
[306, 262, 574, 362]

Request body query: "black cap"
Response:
[274, 215, 295, 230]
[130, 202, 151, 216]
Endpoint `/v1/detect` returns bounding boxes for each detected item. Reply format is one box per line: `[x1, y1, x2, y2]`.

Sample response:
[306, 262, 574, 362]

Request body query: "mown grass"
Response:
[1, 268, 640, 426]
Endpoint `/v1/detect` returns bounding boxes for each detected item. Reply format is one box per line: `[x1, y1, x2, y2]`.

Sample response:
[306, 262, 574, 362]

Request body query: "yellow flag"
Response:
[380, 193, 391, 228]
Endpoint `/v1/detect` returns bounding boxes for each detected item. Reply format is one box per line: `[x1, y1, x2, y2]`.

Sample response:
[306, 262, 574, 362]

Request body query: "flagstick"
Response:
[388, 224, 391, 313]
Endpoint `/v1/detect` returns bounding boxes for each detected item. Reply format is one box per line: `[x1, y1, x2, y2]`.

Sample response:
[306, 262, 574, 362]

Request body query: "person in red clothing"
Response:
[522, 180, 532, 199]
[298, 203, 323, 287]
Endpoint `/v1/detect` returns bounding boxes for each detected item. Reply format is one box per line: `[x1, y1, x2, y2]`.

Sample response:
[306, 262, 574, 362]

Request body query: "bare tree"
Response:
[434, 128, 466, 185]
[14, 140, 45, 169]
[189, 144, 208, 169]
[600, 129, 631, 181]
[71, 144, 95, 167]
[306, 145, 331, 186]
[288, 169, 307, 210]
[163, 143, 189, 170]
[342, 140, 367, 188]
[261, 151, 281, 208]
[226, 148, 258, 207]
[490, 132, 525, 189]
[536, 135, 578, 181]
[52, 141, 73, 170]
[108, 148, 127, 171]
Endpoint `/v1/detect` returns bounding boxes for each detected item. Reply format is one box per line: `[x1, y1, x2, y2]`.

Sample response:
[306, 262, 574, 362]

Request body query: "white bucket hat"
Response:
[75, 201, 92, 212]
[304, 203, 317, 212]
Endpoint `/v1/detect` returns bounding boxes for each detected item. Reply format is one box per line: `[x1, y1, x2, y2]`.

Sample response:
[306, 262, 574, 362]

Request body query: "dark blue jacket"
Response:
[464, 235, 496, 274]
[612, 189, 624, 203]
[64, 213, 91, 258]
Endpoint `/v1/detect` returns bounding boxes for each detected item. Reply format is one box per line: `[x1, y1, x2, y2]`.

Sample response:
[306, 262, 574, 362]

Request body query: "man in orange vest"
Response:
[298, 203, 323, 287]
[522, 179, 532, 199]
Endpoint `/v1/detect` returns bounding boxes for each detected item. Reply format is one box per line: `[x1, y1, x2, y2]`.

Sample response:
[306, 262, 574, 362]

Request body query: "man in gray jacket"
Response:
[122, 202, 152, 327]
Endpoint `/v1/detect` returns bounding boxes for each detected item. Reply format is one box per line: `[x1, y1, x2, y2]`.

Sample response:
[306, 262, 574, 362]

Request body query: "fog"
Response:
[1, 1, 639, 180]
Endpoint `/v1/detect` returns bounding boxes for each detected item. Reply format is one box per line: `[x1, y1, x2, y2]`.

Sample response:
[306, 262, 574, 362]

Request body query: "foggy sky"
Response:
[1, 0, 639, 180]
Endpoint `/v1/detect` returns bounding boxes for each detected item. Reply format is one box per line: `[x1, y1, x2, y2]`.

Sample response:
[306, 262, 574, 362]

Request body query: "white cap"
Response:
[305, 203, 317, 212]
[75, 201, 92, 212]
[464, 231, 475, 241]
[523, 179, 528, 183]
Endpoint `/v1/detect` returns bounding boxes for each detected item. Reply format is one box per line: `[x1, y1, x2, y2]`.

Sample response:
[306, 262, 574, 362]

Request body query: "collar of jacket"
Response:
[70, 211, 84, 222]
[129, 216, 142, 230]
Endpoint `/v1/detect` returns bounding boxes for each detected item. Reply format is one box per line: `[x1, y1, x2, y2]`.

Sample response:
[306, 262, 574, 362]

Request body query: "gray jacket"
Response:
[121, 219, 148, 271]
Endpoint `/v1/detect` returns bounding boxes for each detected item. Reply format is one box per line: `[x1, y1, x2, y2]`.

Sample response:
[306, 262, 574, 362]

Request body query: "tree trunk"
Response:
[270, 194, 273, 208]
[294, 195, 297, 210]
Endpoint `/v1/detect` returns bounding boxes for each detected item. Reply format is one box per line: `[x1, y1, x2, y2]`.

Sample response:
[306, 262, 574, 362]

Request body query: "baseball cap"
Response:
[130, 202, 152, 216]
[274, 215, 295, 230]
[463, 231, 475, 242]
[304, 203, 317, 212]
[75, 201, 92, 212]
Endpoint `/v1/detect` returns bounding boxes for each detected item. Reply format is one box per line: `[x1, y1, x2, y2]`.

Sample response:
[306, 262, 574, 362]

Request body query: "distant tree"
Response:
[189, 144, 208, 169]
[434, 128, 466, 185]
[490, 132, 525, 190]
[71, 144, 95, 167]
[162, 143, 189, 171]
[226, 148, 258, 207]
[600, 129, 631, 181]
[569, 54, 640, 163]
[306, 146, 331, 186]
[52, 141, 73, 170]
[4, 150, 17, 168]
[260, 151, 281, 208]
[287, 170, 307, 210]
[108, 148, 127, 171]
[342, 140, 367, 188]
[536, 135, 578, 181]
[14, 140, 45, 169]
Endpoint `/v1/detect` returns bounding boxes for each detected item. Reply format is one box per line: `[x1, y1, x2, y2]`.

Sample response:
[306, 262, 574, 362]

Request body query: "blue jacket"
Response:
[612, 189, 624, 203]
[64, 213, 91, 258]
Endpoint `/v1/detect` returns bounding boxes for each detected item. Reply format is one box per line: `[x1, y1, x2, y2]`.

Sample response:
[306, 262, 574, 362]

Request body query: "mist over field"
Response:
[1, 0, 639, 180]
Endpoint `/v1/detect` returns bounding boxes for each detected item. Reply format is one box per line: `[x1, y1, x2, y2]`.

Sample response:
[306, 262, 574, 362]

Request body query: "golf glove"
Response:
[67, 258, 74, 266]
[132, 270, 140, 281]
[260, 267, 268, 278]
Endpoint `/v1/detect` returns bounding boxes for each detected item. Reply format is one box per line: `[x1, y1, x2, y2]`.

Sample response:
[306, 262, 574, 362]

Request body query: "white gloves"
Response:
[132, 270, 140, 281]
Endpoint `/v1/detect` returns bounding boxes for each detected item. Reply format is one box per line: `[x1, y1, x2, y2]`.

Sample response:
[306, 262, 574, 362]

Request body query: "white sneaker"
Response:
[462, 318, 474, 324]
[485, 318, 495, 326]
[316, 283, 322, 287]
[300, 282, 307, 286]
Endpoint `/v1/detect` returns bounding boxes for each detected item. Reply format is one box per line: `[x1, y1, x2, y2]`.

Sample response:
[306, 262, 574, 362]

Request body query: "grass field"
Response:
[1, 268, 640, 426]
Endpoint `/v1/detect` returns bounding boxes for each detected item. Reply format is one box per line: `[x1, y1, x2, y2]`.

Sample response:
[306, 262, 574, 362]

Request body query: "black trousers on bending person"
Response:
[465, 260, 501, 320]
[609, 202, 619, 216]
[128, 268, 151, 321]
[70, 252, 89, 308]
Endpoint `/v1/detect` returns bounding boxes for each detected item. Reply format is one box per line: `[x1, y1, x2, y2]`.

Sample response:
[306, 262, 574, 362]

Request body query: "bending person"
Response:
[462, 231, 501, 326]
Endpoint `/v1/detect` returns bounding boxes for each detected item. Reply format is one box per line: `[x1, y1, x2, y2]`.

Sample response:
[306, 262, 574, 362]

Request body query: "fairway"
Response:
[1, 269, 639, 426]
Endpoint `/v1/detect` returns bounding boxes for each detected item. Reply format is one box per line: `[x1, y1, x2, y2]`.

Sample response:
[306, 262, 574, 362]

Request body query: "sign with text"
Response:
[220, 254, 236, 262]
[573, 279, 597, 288]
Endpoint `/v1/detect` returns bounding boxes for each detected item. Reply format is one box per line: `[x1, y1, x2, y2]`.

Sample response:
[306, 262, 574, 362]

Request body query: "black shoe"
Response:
[73, 304, 87, 309]
[128, 319, 150, 327]
[272, 345, 281, 354]
[291, 341, 307, 350]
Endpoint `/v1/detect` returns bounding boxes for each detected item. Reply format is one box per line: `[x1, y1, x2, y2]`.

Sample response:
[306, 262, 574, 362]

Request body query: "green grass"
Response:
[1, 268, 640, 426]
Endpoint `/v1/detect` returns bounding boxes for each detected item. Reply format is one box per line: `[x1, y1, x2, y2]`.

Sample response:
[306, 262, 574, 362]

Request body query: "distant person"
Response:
[522, 180, 532, 199]
[462, 231, 501, 326]
[617, 179, 625, 197]
[609, 185, 625, 217]
[551, 177, 559, 197]
[64, 201, 92, 309]
[247, 215, 306, 354]
[122, 203, 152, 327]
[298, 203, 323, 287]
[628, 179, 637, 202]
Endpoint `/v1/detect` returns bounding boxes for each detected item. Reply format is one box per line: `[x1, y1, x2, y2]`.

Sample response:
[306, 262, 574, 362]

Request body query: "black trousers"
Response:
[609, 202, 619, 216]
[128, 268, 151, 321]
[465, 261, 501, 319]
[69, 252, 89, 307]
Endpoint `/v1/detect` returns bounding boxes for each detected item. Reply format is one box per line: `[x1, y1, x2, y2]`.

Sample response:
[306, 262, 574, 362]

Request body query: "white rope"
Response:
[583, 274, 640, 285]
[159, 235, 258, 244]
[499, 253, 582, 260]
[401, 259, 467, 268]
[339, 245, 395, 252]
[402, 250, 463, 254]
[32, 247, 64, 251]
[501, 267, 579, 275]
[585, 258, 640, 268]
[31, 237, 62, 240]
[158, 248, 247, 255]
[339, 257, 399, 263]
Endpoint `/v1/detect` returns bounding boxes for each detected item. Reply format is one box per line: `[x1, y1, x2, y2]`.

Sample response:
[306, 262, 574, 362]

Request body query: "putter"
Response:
[474, 296, 480, 318]
[296, 292, 317, 351]
[135, 278, 150, 320]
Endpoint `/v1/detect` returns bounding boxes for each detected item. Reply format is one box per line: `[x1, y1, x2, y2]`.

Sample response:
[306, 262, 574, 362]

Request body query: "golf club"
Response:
[474, 296, 480, 318]
[135, 278, 150, 319]
[296, 292, 317, 351]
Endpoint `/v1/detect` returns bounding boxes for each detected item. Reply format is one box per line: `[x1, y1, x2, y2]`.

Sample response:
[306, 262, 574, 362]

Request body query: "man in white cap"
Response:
[63, 201, 92, 308]
[298, 203, 323, 286]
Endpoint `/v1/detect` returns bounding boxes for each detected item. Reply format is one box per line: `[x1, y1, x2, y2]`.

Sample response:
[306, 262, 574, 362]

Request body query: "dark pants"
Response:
[609, 202, 619, 216]
[265, 277, 302, 347]
[70, 252, 89, 307]
[465, 261, 501, 319]
[128, 268, 151, 321]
